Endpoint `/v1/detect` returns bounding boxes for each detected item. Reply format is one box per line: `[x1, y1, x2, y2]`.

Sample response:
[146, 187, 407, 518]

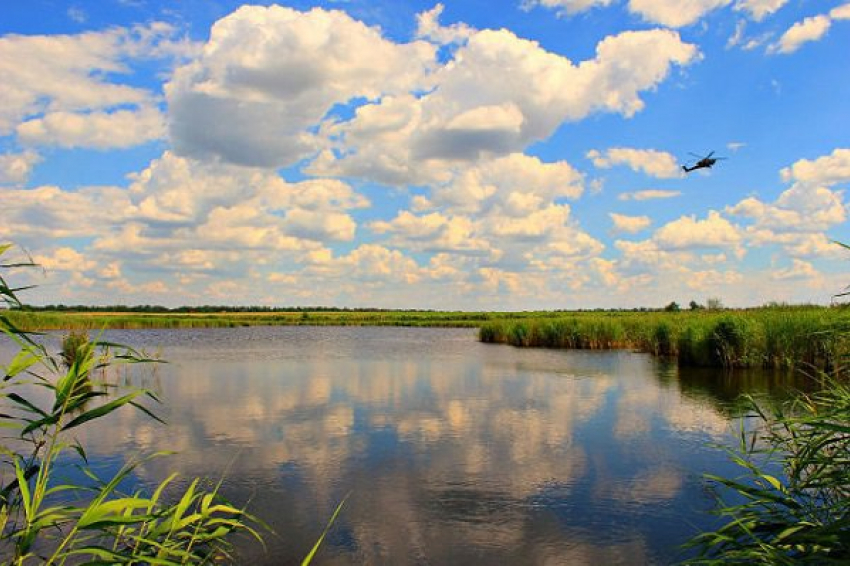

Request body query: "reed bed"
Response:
[8, 306, 849, 369]
[479, 307, 850, 369]
[2, 309, 562, 331]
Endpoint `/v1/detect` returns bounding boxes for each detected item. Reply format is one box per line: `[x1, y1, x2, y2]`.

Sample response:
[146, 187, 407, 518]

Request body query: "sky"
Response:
[1, 0, 849, 309]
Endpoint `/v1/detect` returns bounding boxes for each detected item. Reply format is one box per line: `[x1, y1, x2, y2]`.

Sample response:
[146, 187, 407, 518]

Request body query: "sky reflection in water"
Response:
[5, 326, 805, 565]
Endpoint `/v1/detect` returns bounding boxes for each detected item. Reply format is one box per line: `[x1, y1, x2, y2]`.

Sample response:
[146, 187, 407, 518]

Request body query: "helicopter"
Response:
[682, 151, 726, 173]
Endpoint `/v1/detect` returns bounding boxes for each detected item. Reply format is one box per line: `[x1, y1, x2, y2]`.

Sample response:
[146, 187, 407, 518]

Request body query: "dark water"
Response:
[1, 327, 806, 565]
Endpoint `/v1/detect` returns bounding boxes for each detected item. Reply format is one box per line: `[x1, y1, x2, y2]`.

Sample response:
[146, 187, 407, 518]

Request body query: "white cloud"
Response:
[618, 189, 681, 200]
[124, 152, 369, 253]
[67, 7, 87, 24]
[628, 0, 732, 28]
[304, 244, 424, 285]
[779, 148, 850, 186]
[735, 0, 788, 21]
[654, 210, 743, 251]
[427, 153, 583, 214]
[370, 211, 491, 254]
[726, 20, 747, 48]
[166, 5, 437, 167]
[728, 188, 845, 233]
[310, 27, 698, 184]
[610, 213, 651, 233]
[831, 3, 850, 20]
[530, 0, 784, 26]
[488, 204, 572, 239]
[416, 3, 474, 44]
[770, 14, 831, 54]
[0, 150, 41, 184]
[772, 259, 819, 281]
[34, 247, 96, 272]
[0, 23, 193, 136]
[728, 148, 847, 258]
[17, 106, 165, 149]
[522, 0, 615, 16]
[0, 184, 131, 241]
[587, 147, 682, 178]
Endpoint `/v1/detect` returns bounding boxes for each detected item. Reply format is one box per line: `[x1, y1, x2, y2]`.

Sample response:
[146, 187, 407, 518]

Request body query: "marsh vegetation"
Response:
[479, 307, 850, 369]
[0, 245, 265, 564]
[8, 306, 849, 370]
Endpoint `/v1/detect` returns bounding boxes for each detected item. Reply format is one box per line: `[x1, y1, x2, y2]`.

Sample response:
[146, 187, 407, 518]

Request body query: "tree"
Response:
[664, 301, 680, 312]
[689, 300, 704, 311]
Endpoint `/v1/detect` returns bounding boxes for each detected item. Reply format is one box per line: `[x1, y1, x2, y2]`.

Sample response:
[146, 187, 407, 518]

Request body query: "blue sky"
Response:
[1, 0, 849, 308]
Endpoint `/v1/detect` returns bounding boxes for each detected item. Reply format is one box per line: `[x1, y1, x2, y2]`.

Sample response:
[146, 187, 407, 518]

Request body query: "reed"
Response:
[682, 376, 850, 564]
[479, 308, 850, 369]
[683, 243, 850, 563]
[1, 244, 266, 564]
[3, 309, 554, 331]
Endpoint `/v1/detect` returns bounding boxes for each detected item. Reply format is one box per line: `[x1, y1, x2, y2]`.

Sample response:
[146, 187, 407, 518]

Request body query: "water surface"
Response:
[2, 326, 805, 564]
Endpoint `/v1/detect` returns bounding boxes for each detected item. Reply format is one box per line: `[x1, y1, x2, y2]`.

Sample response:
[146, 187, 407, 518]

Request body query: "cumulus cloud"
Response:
[310, 27, 697, 184]
[416, 3, 474, 44]
[653, 210, 743, 252]
[772, 258, 819, 281]
[832, 3, 850, 20]
[0, 184, 131, 241]
[0, 150, 41, 184]
[610, 213, 652, 234]
[617, 189, 681, 200]
[728, 189, 845, 233]
[530, 0, 786, 25]
[628, 0, 732, 28]
[779, 148, 850, 186]
[166, 5, 437, 167]
[425, 153, 583, 214]
[17, 106, 165, 149]
[0, 22, 194, 137]
[728, 148, 847, 258]
[521, 0, 615, 16]
[735, 0, 788, 21]
[587, 147, 683, 178]
[770, 14, 831, 54]
[304, 244, 424, 285]
[370, 211, 491, 255]
[126, 152, 368, 246]
[34, 247, 97, 272]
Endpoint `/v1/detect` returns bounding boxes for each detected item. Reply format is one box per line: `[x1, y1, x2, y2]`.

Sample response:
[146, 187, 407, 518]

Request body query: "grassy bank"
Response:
[8, 306, 849, 370]
[1, 308, 560, 330]
[479, 306, 850, 369]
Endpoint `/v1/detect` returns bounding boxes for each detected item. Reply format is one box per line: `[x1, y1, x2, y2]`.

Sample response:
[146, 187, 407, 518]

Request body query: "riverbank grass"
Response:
[479, 307, 849, 369]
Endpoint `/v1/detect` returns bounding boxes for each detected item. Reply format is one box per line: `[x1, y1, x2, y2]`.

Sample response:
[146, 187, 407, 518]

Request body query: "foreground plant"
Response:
[0, 243, 264, 564]
[683, 376, 850, 564]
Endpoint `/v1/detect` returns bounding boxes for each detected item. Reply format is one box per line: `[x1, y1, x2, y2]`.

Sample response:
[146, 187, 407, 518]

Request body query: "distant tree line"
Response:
[10, 304, 442, 313]
[5, 297, 826, 314]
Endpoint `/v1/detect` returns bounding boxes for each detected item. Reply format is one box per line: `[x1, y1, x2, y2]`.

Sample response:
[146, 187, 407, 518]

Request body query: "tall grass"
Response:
[479, 308, 850, 369]
[682, 376, 850, 564]
[0, 243, 266, 564]
[3, 309, 555, 331]
[682, 241, 850, 563]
